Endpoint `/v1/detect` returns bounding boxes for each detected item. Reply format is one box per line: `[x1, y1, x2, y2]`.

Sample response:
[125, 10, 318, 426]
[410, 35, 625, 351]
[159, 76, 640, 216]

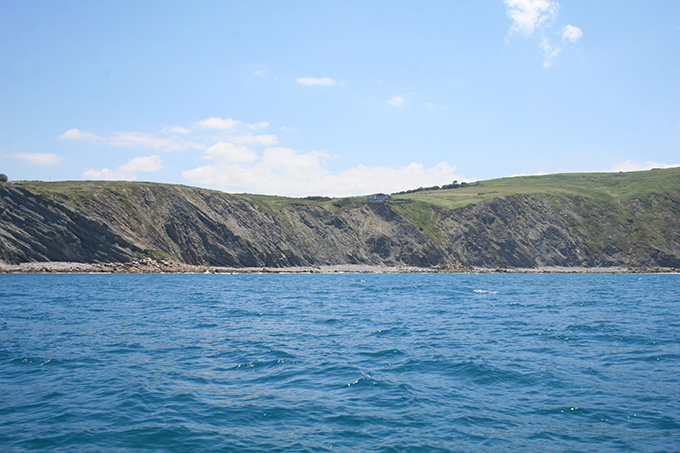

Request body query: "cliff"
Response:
[1, 168, 679, 271]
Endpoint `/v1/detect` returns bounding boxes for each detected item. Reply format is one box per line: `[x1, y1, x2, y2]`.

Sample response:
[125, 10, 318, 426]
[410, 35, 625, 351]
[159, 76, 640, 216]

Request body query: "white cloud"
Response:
[81, 168, 131, 181]
[13, 152, 64, 166]
[540, 37, 562, 68]
[424, 102, 446, 111]
[562, 24, 582, 43]
[230, 134, 280, 146]
[504, 0, 581, 68]
[111, 131, 204, 152]
[108, 132, 176, 150]
[203, 142, 258, 163]
[64, 117, 469, 197]
[331, 162, 462, 196]
[82, 154, 163, 181]
[247, 121, 269, 130]
[607, 160, 680, 173]
[58, 128, 102, 141]
[183, 146, 467, 197]
[296, 77, 337, 86]
[162, 126, 190, 134]
[60, 118, 276, 155]
[504, 0, 559, 36]
[58, 128, 204, 152]
[510, 170, 550, 177]
[119, 154, 163, 172]
[386, 95, 408, 107]
[259, 147, 329, 173]
[197, 117, 241, 130]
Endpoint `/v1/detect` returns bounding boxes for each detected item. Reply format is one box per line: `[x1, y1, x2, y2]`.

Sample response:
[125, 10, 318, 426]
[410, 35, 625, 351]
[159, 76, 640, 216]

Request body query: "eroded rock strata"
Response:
[1, 174, 678, 271]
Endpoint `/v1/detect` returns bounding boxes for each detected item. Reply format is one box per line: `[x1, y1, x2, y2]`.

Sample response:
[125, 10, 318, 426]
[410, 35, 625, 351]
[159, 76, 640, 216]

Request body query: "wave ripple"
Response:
[1, 273, 679, 451]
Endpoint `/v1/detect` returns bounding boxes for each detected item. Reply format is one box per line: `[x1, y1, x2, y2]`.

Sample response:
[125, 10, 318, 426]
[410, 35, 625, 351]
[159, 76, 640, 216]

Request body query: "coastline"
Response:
[1, 260, 677, 274]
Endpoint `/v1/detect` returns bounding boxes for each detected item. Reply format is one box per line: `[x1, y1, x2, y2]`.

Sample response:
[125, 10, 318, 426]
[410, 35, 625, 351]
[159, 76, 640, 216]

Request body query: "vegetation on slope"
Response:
[387, 168, 680, 237]
[16, 167, 679, 215]
[396, 167, 680, 210]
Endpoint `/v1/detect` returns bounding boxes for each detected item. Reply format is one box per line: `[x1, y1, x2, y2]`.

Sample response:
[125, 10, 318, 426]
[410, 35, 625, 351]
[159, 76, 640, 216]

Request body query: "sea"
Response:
[1, 273, 678, 452]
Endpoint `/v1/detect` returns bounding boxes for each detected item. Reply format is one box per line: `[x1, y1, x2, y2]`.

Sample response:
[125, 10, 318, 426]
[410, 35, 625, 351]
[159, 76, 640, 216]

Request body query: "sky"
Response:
[1, 0, 678, 197]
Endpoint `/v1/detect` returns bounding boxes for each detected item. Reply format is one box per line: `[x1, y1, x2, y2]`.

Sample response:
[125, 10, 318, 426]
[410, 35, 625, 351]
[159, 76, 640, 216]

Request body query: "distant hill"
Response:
[1, 168, 679, 271]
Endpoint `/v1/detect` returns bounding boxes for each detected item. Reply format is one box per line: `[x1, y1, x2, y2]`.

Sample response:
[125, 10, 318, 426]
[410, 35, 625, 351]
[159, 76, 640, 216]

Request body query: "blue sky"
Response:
[1, 0, 678, 196]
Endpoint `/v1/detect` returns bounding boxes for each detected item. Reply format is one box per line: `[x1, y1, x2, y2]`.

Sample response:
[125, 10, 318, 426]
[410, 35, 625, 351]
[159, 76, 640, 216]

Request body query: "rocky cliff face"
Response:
[0, 185, 144, 263]
[433, 193, 680, 269]
[1, 179, 678, 270]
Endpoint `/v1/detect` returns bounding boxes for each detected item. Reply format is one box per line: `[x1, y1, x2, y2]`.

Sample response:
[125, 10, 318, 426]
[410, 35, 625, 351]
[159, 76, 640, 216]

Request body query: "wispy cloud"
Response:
[82, 154, 163, 181]
[247, 121, 269, 130]
[119, 154, 163, 172]
[562, 24, 583, 43]
[509, 170, 550, 177]
[60, 117, 271, 153]
[13, 152, 64, 166]
[162, 126, 190, 135]
[203, 142, 258, 163]
[230, 134, 279, 146]
[386, 95, 408, 107]
[107, 132, 183, 151]
[607, 160, 680, 173]
[58, 128, 102, 141]
[540, 36, 562, 68]
[505, 0, 559, 37]
[296, 77, 337, 86]
[196, 117, 241, 130]
[504, 0, 582, 67]
[81, 168, 131, 181]
[59, 123, 216, 153]
[59, 128, 203, 152]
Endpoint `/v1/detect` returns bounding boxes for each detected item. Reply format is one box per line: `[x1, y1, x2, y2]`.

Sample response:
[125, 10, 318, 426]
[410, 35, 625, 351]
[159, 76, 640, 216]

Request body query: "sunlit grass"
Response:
[14, 167, 679, 220]
[397, 168, 680, 210]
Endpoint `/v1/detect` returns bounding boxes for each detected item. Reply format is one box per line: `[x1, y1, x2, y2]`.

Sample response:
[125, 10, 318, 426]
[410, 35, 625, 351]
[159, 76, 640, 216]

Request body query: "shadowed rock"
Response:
[1, 175, 678, 271]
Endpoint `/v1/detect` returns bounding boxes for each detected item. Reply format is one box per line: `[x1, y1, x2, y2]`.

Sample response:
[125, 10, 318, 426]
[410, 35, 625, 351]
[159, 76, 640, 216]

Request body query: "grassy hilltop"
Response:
[15, 166, 680, 212]
[398, 167, 680, 208]
[390, 168, 680, 241]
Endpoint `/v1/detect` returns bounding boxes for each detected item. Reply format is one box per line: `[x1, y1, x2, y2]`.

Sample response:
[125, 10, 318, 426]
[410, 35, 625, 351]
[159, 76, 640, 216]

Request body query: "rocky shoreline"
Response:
[1, 259, 677, 274]
[0, 259, 461, 274]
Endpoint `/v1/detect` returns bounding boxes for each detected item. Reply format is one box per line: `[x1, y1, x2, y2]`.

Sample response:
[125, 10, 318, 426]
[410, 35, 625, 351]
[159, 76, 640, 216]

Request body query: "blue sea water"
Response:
[1, 273, 679, 452]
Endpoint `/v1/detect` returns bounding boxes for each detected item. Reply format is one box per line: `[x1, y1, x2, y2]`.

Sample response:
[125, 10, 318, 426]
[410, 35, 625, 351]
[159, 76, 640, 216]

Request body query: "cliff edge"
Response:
[1, 168, 679, 271]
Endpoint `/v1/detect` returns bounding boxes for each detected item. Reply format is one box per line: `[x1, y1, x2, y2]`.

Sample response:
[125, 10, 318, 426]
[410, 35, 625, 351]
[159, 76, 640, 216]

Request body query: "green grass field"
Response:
[396, 167, 680, 210]
[14, 167, 679, 214]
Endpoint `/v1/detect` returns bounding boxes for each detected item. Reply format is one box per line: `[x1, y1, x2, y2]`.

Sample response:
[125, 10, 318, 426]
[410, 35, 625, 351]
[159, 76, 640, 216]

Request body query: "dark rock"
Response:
[1, 181, 679, 271]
